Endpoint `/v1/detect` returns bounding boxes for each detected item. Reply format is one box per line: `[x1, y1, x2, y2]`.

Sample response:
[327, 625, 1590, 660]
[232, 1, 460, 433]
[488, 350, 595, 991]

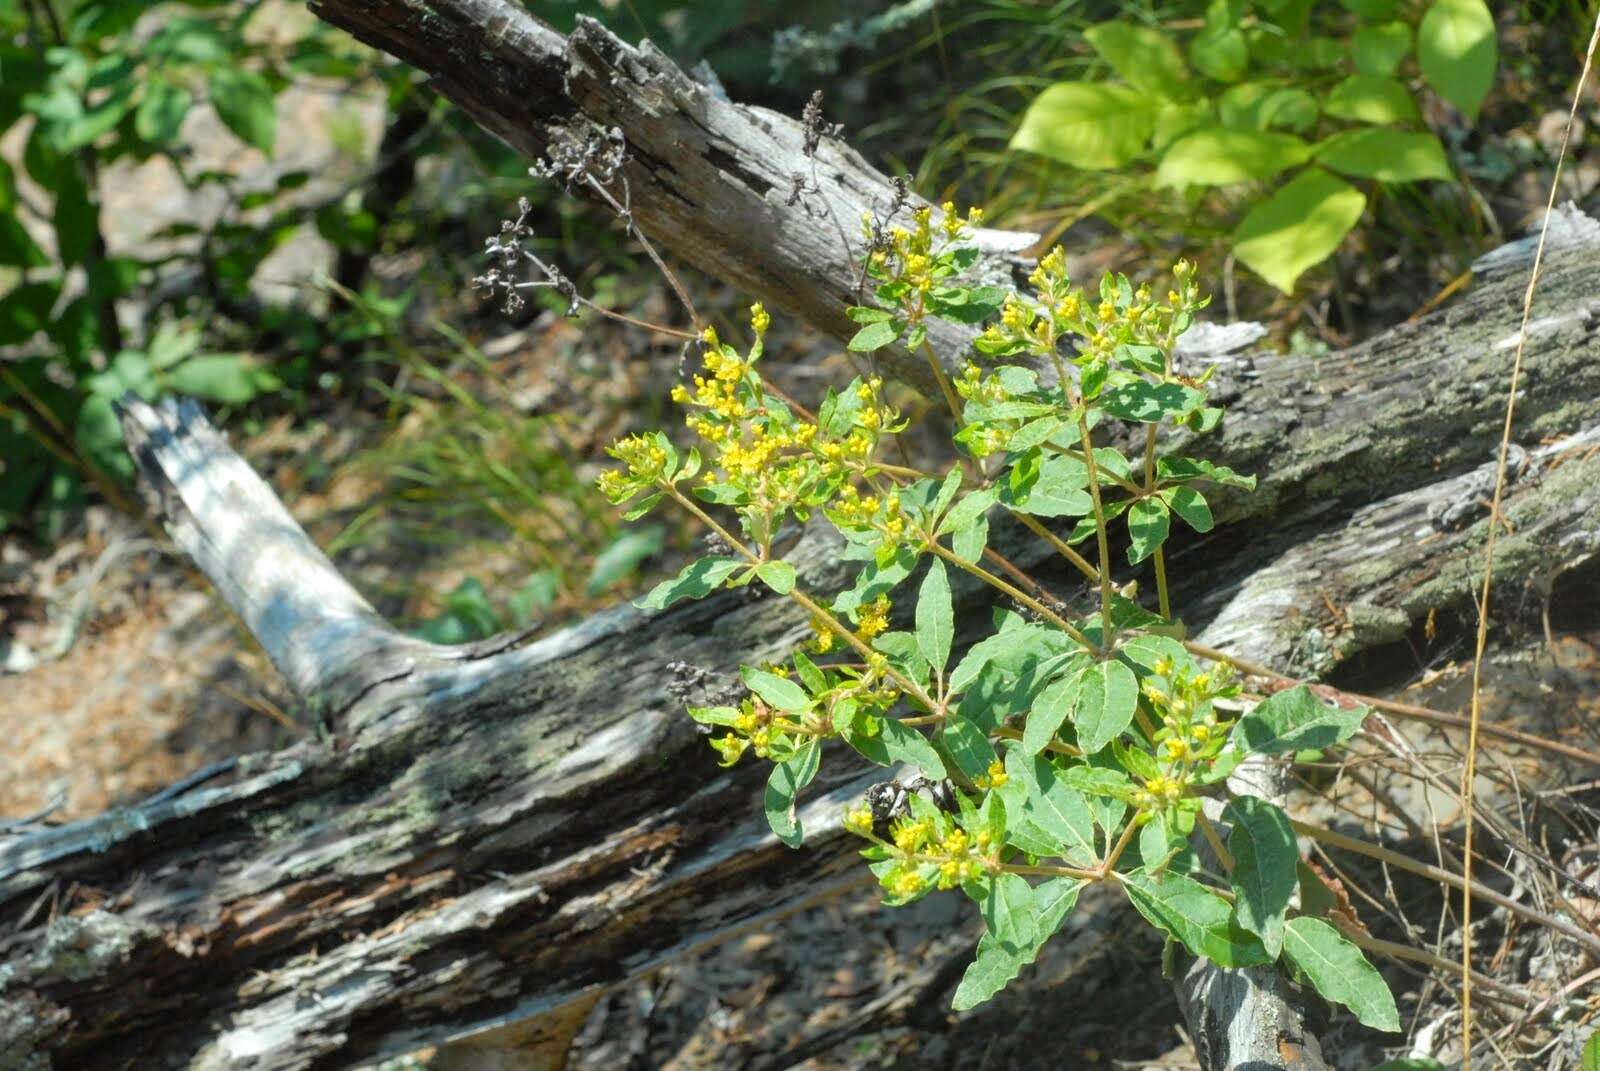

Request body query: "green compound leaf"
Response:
[847, 318, 902, 352]
[1121, 870, 1272, 967]
[1155, 129, 1312, 189]
[916, 558, 953, 673]
[765, 739, 820, 848]
[1011, 82, 1160, 171]
[1233, 167, 1366, 294]
[952, 876, 1081, 1010]
[209, 68, 277, 154]
[1224, 795, 1298, 956]
[1084, 21, 1191, 98]
[1417, 0, 1496, 122]
[1283, 917, 1400, 1032]
[1317, 128, 1453, 183]
[1324, 74, 1421, 126]
[742, 666, 809, 711]
[754, 560, 796, 595]
[1127, 496, 1171, 565]
[636, 556, 743, 610]
[1235, 685, 1369, 754]
[1072, 659, 1139, 754]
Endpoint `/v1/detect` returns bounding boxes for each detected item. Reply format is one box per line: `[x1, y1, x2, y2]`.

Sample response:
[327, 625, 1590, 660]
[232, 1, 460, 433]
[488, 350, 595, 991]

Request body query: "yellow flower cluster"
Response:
[972, 759, 1008, 791]
[862, 202, 984, 295]
[1131, 657, 1238, 811]
[707, 694, 810, 767]
[878, 811, 997, 894]
[829, 485, 909, 545]
[854, 594, 892, 638]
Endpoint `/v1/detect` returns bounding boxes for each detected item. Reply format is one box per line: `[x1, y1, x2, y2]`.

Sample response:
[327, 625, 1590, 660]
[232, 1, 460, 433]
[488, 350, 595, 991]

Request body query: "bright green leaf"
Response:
[136, 81, 192, 145]
[1084, 21, 1191, 97]
[1024, 662, 1088, 755]
[1011, 82, 1160, 170]
[755, 560, 796, 595]
[1417, 0, 1496, 122]
[1352, 22, 1412, 77]
[1232, 168, 1366, 293]
[848, 318, 901, 352]
[1155, 129, 1312, 188]
[1162, 486, 1214, 532]
[1122, 870, 1272, 967]
[1325, 74, 1421, 126]
[1318, 128, 1453, 182]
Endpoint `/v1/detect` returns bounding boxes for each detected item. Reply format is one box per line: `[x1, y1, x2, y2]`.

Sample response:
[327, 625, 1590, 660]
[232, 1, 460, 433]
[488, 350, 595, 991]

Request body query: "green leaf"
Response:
[1155, 129, 1312, 188]
[1282, 917, 1400, 1031]
[1352, 22, 1413, 77]
[1217, 83, 1318, 133]
[1223, 795, 1298, 956]
[209, 68, 277, 153]
[1099, 380, 1206, 422]
[0, 210, 46, 269]
[1024, 662, 1087, 755]
[1084, 21, 1190, 97]
[847, 318, 901, 352]
[1121, 870, 1272, 967]
[1339, 0, 1400, 16]
[1126, 497, 1170, 565]
[1001, 453, 1092, 518]
[0, 282, 57, 345]
[53, 168, 94, 268]
[937, 487, 996, 536]
[765, 740, 821, 848]
[1318, 128, 1452, 183]
[1234, 685, 1368, 754]
[754, 560, 796, 595]
[1013, 753, 1098, 865]
[742, 666, 809, 711]
[1072, 659, 1139, 754]
[1233, 168, 1366, 293]
[586, 526, 664, 595]
[1582, 1031, 1600, 1071]
[915, 559, 953, 673]
[1162, 486, 1214, 533]
[846, 305, 894, 324]
[1417, 0, 1496, 122]
[1157, 456, 1257, 490]
[1325, 74, 1421, 127]
[882, 718, 947, 778]
[941, 714, 999, 782]
[636, 556, 742, 609]
[136, 81, 192, 145]
[952, 877, 1081, 1010]
[1011, 82, 1160, 170]
[160, 354, 268, 405]
[1189, 26, 1248, 84]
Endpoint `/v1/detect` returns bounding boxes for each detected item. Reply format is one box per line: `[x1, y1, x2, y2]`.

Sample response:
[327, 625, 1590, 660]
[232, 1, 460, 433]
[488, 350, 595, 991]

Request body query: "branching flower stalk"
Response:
[596, 204, 1420, 1027]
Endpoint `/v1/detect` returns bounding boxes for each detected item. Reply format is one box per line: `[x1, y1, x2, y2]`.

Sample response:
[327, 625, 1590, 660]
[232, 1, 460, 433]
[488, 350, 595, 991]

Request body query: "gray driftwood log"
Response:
[3, 3, 1600, 1068]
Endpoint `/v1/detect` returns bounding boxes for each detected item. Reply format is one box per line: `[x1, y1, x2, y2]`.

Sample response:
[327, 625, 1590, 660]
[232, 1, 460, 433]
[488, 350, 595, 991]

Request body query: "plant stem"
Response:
[1139, 422, 1171, 618]
[1009, 511, 1100, 583]
[919, 340, 964, 424]
[1196, 811, 1234, 872]
[1074, 409, 1116, 646]
[1099, 814, 1141, 875]
[661, 485, 939, 714]
[928, 541, 1097, 653]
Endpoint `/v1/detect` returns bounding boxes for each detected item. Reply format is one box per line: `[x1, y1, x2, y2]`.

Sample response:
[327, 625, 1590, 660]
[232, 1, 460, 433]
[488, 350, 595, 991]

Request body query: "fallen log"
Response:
[2, 4, 1599, 1068]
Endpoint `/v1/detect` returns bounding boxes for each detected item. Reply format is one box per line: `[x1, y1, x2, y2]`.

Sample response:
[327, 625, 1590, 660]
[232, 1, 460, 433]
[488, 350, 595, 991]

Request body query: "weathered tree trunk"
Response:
[3, 4, 1600, 1068]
